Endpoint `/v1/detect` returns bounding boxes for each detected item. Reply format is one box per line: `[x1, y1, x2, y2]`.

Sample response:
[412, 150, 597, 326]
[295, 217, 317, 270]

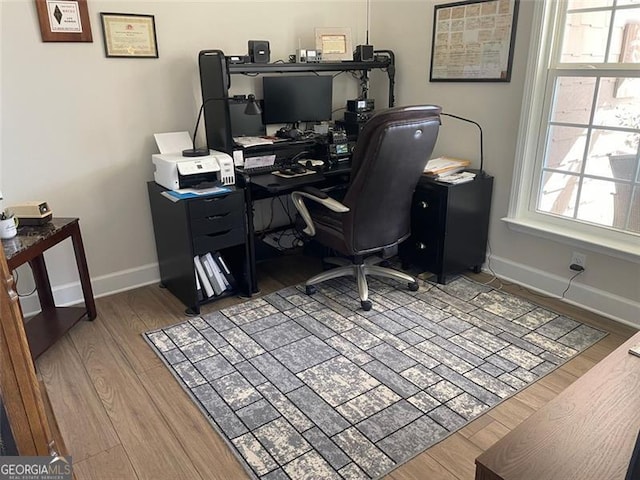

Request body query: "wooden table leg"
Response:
[29, 255, 55, 312]
[70, 222, 96, 320]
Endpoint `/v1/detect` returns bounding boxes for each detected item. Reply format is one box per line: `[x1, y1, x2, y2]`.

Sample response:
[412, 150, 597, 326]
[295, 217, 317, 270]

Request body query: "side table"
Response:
[2, 217, 96, 359]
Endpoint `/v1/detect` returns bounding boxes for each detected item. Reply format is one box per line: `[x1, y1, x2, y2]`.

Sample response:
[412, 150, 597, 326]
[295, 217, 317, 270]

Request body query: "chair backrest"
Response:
[342, 105, 441, 254]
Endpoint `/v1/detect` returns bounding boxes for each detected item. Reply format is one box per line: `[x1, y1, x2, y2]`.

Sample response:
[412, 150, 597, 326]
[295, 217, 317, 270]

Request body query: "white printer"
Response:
[152, 150, 235, 190]
[152, 132, 235, 190]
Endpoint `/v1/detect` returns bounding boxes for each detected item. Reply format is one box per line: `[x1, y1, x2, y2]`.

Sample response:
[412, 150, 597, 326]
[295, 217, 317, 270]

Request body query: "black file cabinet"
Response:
[147, 182, 250, 315]
[400, 174, 493, 284]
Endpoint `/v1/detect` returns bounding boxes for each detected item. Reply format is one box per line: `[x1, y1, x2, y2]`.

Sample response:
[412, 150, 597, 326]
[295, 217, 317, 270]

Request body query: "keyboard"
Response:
[238, 159, 322, 177]
[238, 164, 293, 176]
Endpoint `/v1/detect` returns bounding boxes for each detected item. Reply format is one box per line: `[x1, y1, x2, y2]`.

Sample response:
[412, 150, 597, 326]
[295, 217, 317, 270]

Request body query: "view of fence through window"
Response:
[537, 1, 640, 234]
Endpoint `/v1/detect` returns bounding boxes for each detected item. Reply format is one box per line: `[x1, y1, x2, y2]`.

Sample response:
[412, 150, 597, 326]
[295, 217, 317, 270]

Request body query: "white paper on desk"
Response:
[234, 136, 274, 147]
[244, 154, 276, 169]
[154, 131, 192, 154]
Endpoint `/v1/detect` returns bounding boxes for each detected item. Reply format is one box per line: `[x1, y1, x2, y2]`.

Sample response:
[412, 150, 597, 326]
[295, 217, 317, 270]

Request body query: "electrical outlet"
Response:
[570, 251, 586, 270]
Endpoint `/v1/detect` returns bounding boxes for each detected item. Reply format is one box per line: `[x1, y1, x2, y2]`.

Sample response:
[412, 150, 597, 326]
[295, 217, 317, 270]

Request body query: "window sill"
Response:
[502, 216, 640, 263]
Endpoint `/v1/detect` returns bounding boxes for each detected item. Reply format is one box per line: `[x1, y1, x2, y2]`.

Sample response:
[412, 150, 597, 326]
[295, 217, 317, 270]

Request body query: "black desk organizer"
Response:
[147, 182, 251, 315]
[400, 173, 493, 284]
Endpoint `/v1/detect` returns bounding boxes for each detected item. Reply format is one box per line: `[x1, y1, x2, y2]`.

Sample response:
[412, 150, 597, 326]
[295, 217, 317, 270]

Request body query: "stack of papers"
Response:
[424, 156, 471, 177]
[437, 171, 476, 184]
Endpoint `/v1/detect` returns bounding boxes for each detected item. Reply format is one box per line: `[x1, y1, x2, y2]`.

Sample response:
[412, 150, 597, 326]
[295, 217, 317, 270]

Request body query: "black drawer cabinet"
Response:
[400, 174, 493, 284]
[147, 182, 250, 315]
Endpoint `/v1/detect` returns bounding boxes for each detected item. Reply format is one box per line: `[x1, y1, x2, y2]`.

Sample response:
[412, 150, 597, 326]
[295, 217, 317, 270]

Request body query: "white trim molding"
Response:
[20, 262, 160, 318]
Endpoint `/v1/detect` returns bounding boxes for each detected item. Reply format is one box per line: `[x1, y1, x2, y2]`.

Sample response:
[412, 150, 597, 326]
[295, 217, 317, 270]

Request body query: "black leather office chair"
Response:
[292, 104, 442, 310]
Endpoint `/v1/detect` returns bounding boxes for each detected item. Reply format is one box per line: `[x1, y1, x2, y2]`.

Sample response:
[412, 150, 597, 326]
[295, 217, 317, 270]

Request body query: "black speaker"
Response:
[248, 40, 270, 63]
[353, 44, 374, 62]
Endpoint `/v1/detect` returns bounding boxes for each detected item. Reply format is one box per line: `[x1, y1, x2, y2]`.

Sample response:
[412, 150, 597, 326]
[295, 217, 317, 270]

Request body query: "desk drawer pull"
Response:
[420, 201, 429, 209]
[207, 213, 229, 221]
[417, 242, 427, 250]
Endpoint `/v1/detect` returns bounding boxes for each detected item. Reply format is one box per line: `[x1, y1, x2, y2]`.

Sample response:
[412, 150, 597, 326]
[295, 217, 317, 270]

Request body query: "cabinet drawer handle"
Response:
[417, 242, 427, 250]
[206, 213, 229, 220]
[420, 201, 429, 209]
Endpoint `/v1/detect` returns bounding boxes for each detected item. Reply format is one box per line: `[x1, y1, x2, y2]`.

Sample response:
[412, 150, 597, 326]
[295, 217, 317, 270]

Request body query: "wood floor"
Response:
[35, 254, 638, 480]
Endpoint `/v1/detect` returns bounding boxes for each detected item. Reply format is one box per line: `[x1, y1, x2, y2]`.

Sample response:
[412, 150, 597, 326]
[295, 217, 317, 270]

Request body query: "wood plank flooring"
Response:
[35, 254, 638, 480]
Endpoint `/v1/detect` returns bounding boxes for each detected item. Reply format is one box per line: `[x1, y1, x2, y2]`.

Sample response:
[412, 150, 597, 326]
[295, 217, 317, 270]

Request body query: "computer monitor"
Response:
[262, 75, 333, 125]
[229, 98, 266, 137]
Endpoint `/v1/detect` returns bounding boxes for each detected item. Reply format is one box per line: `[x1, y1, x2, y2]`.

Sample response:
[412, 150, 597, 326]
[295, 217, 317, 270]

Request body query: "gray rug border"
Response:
[142, 275, 609, 480]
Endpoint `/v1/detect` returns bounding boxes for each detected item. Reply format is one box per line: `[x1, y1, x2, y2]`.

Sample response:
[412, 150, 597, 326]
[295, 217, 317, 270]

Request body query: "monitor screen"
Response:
[262, 75, 333, 125]
[229, 98, 266, 137]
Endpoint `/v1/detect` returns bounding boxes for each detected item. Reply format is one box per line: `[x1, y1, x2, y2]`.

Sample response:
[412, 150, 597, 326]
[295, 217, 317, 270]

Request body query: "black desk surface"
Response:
[245, 161, 352, 194]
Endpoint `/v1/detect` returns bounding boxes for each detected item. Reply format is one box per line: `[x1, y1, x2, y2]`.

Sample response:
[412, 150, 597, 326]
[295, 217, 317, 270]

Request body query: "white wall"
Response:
[1, 0, 638, 326]
[370, 0, 639, 326]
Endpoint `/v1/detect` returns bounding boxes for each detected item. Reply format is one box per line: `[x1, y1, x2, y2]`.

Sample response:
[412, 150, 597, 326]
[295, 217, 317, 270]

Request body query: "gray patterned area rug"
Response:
[144, 276, 606, 480]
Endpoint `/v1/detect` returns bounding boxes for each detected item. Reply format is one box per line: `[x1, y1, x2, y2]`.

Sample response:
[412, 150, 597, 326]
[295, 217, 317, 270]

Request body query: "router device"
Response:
[10, 201, 53, 225]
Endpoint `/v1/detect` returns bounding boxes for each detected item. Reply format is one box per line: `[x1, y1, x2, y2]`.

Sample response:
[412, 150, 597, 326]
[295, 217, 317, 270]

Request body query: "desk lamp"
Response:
[441, 112, 484, 175]
[183, 94, 262, 157]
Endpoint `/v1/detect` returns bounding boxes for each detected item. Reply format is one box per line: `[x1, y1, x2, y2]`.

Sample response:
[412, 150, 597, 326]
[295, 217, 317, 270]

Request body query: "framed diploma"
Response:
[35, 0, 93, 42]
[315, 27, 353, 62]
[100, 13, 158, 58]
[429, 0, 519, 82]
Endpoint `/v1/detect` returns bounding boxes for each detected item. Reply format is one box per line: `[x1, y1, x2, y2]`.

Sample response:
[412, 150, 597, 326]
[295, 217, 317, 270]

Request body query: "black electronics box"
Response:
[329, 129, 348, 144]
[353, 44, 374, 62]
[344, 111, 373, 123]
[248, 40, 270, 63]
[347, 99, 375, 113]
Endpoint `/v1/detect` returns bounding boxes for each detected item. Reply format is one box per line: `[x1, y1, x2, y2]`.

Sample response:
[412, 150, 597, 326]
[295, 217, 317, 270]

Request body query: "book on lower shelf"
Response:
[201, 253, 225, 296]
[193, 256, 214, 298]
[194, 251, 237, 299]
[211, 251, 237, 290]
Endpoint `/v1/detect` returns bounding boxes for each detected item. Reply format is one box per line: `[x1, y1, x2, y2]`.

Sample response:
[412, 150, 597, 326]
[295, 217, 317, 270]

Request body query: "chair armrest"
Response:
[291, 188, 349, 236]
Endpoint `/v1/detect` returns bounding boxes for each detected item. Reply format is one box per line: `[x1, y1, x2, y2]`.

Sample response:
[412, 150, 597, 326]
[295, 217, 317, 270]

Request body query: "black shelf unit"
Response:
[228, 56, 396, 108]
[147, 182, 251, 315]
[400, 173, 494, 284]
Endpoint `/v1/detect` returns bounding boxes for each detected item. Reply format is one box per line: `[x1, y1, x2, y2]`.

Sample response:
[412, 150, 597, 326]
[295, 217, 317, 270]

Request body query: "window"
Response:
[507, 0, 640, 257]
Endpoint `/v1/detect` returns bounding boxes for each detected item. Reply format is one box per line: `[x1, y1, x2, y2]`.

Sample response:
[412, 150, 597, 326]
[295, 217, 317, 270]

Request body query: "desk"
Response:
[2, 218, 96, 359]
[475, 331, 640, 480]
[237, 161, 352, 293]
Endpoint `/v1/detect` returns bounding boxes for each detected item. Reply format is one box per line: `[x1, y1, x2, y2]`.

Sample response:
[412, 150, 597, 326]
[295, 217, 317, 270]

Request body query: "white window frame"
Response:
[504, 0, 640, 262]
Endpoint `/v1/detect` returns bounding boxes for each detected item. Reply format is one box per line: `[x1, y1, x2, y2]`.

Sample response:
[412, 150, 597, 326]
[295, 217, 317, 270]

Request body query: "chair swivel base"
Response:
[304, 256, 419, 311]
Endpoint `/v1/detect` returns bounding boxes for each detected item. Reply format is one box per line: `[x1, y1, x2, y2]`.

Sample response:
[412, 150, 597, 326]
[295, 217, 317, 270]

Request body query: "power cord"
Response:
[561, 267, 584, 298]
[12, 269, 37, 297]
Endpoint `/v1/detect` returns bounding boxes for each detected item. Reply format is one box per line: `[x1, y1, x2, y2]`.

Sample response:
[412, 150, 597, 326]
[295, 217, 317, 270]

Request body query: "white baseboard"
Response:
[20, 257, 639, 330]
[20, 263, 160, 318]
[485, 254, 640, 329]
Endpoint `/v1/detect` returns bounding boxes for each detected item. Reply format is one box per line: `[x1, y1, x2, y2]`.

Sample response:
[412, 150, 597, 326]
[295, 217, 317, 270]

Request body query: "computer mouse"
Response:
[277, 168, 294, 176]
[291, 165, 306, 174]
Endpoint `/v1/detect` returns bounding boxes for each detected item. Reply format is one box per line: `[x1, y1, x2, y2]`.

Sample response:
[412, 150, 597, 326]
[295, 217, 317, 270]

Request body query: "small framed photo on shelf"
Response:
[100, 12, 158, 58]
[35, 0, 93, 42]
[429, 0, 519, 82]
[315, 27, 353, 62]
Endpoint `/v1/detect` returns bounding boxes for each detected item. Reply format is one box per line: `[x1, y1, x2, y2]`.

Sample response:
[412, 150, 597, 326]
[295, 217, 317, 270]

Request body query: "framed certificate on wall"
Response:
[430, 0, 519, 82]
[35, 0, 93, 42]
[100, 13, 158, 58]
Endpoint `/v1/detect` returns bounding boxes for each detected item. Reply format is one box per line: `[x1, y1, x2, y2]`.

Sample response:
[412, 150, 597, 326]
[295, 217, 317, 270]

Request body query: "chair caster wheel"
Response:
[361, 300, 372, 311]
[408, 281, 419, 292]
[305, 285, 317, 295]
